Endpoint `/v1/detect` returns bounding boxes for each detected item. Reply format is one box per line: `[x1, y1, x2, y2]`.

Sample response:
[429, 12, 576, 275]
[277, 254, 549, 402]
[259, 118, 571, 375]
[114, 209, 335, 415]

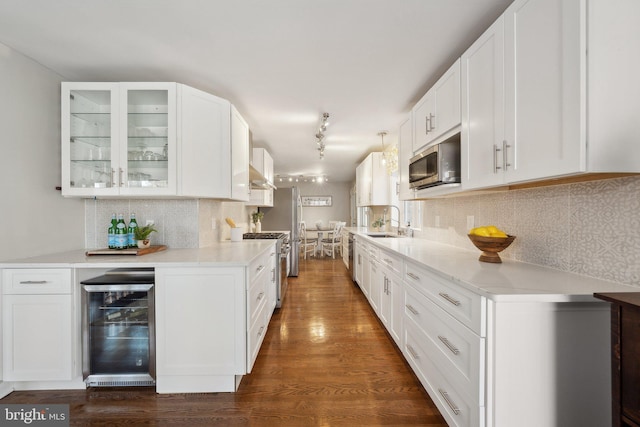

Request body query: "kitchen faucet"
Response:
[384, 205, 402, 229]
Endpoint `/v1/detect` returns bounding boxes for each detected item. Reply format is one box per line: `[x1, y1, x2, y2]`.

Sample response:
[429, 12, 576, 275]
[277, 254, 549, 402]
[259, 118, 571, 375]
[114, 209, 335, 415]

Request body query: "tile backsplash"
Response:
[417, 176, 640, 287]
[85, 199, 254, 249]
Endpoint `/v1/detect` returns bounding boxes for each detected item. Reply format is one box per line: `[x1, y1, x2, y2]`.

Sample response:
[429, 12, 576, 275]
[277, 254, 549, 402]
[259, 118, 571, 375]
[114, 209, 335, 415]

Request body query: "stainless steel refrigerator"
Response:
[259, 187, 301, 276]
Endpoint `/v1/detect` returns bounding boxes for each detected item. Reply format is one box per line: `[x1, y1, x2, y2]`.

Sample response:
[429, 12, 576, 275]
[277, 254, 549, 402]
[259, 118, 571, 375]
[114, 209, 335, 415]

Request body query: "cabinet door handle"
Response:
[429, 113, 436, 131]
[271, 268, 276, 282]
[111, 168, 116, 187]
[407, 272, 420, 281]
[19, 280, 48, 284]
[503, 140, 512, 170]
[257, 326, 265, 337]
[438, 335, 460, 355]
[119, 167, 124, 186]
[439, 292, 461, 306]
[406, 344, 420, 360]
[257, 292, 265, 301]
[438, 389, 461, 415]
[493, 144, 502, 173]
[406, 304, 419, 315]
[256, 265, 265, 273]
[425, 115, 430, 135]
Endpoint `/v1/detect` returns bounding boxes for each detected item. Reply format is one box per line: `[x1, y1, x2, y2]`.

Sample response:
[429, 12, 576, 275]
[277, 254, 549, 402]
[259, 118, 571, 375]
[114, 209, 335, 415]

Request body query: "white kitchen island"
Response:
[0, 240, 277, 397]
[349, 228, 636, 427]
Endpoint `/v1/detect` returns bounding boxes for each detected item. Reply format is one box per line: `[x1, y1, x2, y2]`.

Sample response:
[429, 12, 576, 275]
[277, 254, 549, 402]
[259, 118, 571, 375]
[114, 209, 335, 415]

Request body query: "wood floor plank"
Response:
[1, 257, 447, 426]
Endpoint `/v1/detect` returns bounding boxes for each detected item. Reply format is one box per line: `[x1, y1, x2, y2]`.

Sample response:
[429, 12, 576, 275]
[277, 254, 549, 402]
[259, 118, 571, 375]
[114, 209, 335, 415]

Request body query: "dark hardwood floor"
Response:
[1, 256, 447, 426]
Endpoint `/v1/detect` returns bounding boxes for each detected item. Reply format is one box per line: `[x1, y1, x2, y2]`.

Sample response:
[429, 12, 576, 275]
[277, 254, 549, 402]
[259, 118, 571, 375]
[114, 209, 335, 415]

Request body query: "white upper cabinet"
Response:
[462, 0, 640, 190]
[62, 82, 177, 197]
[461, 16, 506, 190]
[62, 82, 250, 201]
[397, 115, 415, 201]
[252, 148, 274, 186]
[412, 59, 461, 154]
[356, 152, 390, 207]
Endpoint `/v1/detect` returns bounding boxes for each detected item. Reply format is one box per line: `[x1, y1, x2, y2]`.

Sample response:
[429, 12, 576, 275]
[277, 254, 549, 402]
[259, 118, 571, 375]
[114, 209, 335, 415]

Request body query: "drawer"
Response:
[248, 249, 272, 287]
[2, 269, 72, 295]
[247, 275, 268, 327]
[368, 245, 379, 260]
[404, 321, 481, 427]
[404, 260, 486, 336]
[405, 282, 484, 405]
[247, 304, 268, 372]
[379, 249, 403, 275]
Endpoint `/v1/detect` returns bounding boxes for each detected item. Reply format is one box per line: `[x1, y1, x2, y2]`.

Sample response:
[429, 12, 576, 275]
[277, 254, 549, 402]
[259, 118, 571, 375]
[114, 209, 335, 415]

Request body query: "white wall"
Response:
[0, 42, 84, 261]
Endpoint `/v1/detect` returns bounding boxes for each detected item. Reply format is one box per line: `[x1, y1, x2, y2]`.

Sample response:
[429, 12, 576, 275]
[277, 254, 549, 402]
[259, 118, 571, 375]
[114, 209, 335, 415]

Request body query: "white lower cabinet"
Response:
[155, 267, 246, 393]
[2, 269, 74, 382]
[405, 320, 480, 427]
[355, 236, 610, 427]
[155, 245, 275, 393]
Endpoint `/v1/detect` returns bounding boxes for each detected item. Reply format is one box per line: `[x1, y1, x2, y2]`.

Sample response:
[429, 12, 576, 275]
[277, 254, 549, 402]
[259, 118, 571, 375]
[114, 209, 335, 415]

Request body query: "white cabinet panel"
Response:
[412, 59, 461, 154]
[356, 152, 390, 207]
[155, 267, 245, 378]
[2, 268, 74, 382]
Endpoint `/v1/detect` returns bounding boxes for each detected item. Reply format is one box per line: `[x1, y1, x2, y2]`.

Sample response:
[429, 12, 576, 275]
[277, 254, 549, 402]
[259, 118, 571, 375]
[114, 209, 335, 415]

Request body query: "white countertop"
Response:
[0, 240, 276, 269]
[346, 227, 638, 302]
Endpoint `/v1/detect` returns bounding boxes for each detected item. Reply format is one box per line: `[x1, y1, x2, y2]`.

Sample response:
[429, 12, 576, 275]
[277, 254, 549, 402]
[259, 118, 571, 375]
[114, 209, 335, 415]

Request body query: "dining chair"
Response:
[299, 222, 317, 260]
[321, 221, 345, 259]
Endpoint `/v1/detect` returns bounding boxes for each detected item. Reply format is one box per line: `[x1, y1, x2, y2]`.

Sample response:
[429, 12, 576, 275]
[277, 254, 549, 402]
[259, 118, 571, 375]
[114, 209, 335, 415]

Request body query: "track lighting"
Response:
[316, 113, 330, 159]
[276, 174, 328, 184]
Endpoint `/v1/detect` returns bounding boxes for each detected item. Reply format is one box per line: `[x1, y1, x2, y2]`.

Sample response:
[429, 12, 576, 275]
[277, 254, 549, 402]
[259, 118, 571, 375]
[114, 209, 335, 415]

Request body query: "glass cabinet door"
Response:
[120, 83, 176, 196]
[62, 83, 120, 196]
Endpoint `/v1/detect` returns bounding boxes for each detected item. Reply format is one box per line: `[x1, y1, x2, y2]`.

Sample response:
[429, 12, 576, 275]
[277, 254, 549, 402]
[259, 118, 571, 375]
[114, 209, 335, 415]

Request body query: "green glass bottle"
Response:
[114, 214, 128, 250]
[108, 214, 117, 249]
[128, 213, 138, 248]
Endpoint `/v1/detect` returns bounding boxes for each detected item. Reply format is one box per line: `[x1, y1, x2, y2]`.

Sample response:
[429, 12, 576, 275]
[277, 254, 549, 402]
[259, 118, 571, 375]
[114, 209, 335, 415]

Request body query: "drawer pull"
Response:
[407, 272, 420, 281]
[257, 326, 265, 337]
[19, 280, 48, 284]
[438, 389, 461, 415]
[438, 335, 460, 355]
[384, 258, 393, 265]
[439, 292, 461, 306]
[256, 265, 265, 273]
[406, 344, 419, 360]
[257, 292, 265, 301]
[406, 304, 419, 315]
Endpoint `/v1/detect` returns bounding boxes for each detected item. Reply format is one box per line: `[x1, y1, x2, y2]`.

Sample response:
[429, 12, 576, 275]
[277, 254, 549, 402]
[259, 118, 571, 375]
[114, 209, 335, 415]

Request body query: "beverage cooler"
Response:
[81, 268, 155, 387]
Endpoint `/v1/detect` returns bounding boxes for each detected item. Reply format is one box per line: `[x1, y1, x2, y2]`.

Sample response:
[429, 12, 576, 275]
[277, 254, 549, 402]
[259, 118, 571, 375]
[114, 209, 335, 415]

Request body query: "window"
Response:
[402, 200, 422, 229]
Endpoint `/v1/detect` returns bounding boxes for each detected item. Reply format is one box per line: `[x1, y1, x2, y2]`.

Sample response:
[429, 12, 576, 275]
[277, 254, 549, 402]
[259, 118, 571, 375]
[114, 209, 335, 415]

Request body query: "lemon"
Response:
[473, 227, 491, 237]
[486, 225, 500, 234]
[490, 230, 508, 238]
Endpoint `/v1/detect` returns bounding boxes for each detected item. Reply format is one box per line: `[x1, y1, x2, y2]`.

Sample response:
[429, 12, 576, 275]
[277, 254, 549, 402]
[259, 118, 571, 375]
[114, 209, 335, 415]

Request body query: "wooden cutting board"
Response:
[85, 245, 168, 256]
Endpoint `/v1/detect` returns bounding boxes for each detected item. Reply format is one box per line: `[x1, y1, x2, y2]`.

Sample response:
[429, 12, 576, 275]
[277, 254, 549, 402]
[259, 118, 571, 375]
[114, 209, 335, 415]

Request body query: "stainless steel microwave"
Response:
[409, 136, 461, 190]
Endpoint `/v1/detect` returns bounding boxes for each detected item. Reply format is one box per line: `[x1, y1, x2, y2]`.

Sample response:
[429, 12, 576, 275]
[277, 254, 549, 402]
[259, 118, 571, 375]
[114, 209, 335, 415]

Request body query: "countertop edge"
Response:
[346, 227, 638, 303]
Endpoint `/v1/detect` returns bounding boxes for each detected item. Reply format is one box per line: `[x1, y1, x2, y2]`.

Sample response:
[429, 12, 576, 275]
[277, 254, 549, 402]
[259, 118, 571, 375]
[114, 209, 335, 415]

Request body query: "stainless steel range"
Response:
[243, 232, 290, 308]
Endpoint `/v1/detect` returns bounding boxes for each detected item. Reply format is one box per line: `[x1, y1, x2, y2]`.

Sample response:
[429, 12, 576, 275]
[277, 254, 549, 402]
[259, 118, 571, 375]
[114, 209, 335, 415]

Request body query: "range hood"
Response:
[249, 164, 276, 190]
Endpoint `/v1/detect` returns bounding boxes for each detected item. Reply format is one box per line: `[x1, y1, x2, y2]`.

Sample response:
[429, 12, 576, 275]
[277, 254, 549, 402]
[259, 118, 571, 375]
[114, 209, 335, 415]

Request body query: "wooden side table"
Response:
[594, 292, 640, 427]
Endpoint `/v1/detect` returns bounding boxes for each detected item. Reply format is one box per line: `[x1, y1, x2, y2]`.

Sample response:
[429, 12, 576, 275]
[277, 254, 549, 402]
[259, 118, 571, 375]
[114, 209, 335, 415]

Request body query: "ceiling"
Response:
[0, 0, 512, 183]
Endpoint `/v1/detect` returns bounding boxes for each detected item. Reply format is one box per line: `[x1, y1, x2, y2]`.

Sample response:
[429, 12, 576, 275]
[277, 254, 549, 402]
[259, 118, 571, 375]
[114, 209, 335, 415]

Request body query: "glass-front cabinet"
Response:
[62, 82, 177, 197]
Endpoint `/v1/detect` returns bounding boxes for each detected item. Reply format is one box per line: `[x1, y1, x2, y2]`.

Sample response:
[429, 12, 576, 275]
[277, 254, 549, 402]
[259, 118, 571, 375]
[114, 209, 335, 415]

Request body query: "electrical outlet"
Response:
[466, 216, 475, 231]
[434, 215, 440, 227]
[146, 219, 155, 226]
